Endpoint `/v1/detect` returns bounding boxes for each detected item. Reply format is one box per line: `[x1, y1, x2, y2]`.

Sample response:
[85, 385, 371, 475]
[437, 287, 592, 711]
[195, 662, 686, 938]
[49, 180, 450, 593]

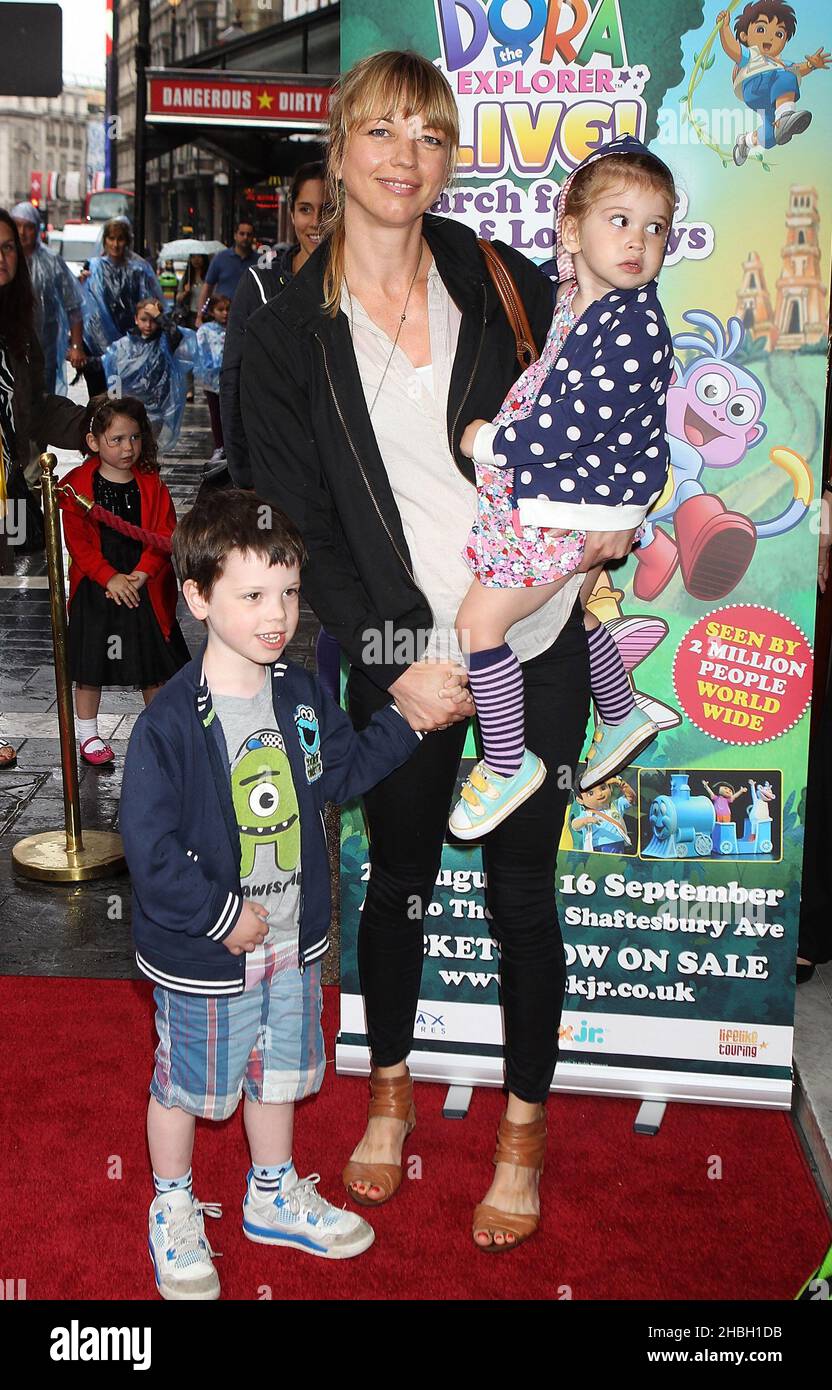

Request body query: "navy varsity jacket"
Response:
[120, 648, 420, 995]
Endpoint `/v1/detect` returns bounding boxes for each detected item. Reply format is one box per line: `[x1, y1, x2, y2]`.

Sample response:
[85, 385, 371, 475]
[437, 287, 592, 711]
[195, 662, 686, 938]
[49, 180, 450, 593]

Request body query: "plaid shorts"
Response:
[150, 951, 324, 1119]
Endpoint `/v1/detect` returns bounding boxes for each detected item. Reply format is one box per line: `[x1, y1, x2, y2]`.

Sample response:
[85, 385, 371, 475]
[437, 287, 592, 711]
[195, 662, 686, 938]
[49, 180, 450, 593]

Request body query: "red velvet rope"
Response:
[59, 493, 173, 554]
[87, 503, 173, 554]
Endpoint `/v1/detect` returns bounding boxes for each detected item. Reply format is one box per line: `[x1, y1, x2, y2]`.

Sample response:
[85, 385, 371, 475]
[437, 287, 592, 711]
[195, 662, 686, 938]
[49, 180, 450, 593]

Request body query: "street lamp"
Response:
[169, 0, 183, 65]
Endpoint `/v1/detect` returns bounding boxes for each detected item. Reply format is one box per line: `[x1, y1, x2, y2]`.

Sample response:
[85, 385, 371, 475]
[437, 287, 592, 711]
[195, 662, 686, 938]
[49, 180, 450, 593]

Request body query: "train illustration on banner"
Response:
[643, 771, 779, 858]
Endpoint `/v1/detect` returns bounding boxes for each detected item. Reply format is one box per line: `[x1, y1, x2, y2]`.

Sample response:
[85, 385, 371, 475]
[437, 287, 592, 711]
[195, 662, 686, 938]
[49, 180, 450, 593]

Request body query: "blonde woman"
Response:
[242, 51, 597, 1250]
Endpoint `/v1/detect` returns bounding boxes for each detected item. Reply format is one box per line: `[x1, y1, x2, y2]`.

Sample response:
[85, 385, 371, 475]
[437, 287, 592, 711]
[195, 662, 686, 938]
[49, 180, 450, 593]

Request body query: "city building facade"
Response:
[0, 85, 106, 227]
[110, 0, 337, 252]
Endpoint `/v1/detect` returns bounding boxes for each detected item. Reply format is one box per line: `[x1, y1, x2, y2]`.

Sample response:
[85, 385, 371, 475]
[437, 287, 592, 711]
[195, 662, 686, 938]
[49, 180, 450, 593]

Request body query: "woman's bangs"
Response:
[344, 61, 459, 143]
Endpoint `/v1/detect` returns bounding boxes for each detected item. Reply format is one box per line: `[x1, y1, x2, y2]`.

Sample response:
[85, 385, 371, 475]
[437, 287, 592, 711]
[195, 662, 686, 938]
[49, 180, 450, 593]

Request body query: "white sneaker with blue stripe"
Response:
[148, 1189, 222, 1300]
[242, 1169, 375, 1259]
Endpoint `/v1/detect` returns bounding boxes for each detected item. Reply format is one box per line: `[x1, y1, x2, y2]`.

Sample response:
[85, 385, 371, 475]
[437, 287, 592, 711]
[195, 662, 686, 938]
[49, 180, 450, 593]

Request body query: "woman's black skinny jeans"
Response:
[347, 602, 590, 1103]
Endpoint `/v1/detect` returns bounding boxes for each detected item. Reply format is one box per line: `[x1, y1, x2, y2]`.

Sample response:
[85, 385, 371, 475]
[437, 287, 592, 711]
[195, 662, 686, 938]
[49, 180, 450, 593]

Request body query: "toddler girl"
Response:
[195, 293, 229, 463]
[450, 135, 676, 839]
[63, 394, 190, 766]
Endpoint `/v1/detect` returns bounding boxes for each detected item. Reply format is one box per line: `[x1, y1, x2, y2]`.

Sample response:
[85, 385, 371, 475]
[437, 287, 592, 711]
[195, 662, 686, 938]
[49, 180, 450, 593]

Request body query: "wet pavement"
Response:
[0, 396, 340, 984]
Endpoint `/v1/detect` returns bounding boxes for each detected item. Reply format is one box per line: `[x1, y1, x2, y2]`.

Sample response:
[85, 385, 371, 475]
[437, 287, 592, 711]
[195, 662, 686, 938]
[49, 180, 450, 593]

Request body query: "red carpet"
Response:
[1, 976, 828, 1301]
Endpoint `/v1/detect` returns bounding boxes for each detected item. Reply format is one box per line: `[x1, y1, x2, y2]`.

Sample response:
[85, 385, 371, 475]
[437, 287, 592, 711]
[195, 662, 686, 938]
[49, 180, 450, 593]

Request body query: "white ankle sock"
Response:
[251, 1160, 297, 1199]
[77, 717, 105, 753]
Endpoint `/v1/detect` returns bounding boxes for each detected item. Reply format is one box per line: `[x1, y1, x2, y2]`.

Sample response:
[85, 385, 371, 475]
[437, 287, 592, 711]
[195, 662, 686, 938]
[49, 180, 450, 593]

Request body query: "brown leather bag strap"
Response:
[477, 238, 540, 369]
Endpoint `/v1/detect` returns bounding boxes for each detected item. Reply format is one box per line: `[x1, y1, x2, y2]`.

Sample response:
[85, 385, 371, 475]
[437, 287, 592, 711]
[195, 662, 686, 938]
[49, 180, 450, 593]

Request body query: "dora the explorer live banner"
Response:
[336, 0, 832, 1107]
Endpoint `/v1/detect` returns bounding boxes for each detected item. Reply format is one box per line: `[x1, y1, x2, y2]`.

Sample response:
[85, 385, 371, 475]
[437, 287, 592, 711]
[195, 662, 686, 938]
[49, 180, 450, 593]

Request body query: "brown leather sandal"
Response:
[0, 742, 17, 770]
[342, 1066, 416, 1207]
[472, 1111, 547, 1252]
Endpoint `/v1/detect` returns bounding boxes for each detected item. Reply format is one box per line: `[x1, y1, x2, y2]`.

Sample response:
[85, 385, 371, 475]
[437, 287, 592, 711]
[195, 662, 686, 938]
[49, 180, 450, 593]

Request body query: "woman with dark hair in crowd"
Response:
[0, 209, 90, 769]
[80, 218, 164, 399]
[175, 253, 212, 401]
[175, 254, 211, 330]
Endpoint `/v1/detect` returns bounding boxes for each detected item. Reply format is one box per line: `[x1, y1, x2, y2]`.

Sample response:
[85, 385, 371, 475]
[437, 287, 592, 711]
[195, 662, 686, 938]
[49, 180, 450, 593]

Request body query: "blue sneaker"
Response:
[579, 708, 659, 790]
[242, 1170, 374, 1259]
[448, 748, 547, 840]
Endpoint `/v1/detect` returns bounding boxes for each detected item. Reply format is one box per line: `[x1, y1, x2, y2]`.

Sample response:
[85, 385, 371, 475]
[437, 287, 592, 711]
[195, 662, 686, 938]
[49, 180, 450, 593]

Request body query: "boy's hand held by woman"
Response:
[389, 660, 474, 733]
[222, 901, 269, 956]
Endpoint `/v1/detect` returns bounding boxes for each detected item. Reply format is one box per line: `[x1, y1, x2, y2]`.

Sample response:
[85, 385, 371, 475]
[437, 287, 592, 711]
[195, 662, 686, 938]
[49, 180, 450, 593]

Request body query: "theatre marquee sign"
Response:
[146, 72, 331, 129]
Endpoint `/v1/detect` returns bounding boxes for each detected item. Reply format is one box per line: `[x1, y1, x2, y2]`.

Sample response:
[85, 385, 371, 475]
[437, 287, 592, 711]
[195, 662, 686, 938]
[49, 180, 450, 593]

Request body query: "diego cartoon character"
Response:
[716, 3, 830, 167]
[570, 777, 636, 854]
[231, 731, 300, 876]
[633, 310, 811, 602]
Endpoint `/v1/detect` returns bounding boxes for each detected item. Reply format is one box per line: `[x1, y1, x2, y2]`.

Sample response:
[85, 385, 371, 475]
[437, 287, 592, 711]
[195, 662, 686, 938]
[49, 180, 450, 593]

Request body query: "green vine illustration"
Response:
[684, 1, 772, 171]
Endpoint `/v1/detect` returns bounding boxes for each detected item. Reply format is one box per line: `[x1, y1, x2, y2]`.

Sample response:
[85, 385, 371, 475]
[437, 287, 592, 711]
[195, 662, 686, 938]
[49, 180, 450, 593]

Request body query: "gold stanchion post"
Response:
[12, 453, 126, 881]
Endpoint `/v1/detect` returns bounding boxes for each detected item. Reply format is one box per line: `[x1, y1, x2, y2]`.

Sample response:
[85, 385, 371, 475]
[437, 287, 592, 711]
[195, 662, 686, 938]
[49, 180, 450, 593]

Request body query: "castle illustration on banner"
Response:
[735, 184, 827, 350]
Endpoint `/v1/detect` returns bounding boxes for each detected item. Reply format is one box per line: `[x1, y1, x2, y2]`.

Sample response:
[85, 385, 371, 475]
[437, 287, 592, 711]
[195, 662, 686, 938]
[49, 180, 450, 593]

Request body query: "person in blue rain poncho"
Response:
[103, 297, 195, 453]
[195, 293, 228, 461]
[82, 218, 164, 397]
[11, 201, 85, 395]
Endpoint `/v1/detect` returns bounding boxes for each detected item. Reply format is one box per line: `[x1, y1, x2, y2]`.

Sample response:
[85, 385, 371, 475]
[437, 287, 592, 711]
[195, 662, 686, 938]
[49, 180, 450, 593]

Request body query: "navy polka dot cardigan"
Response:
[473, 276, 673, 532]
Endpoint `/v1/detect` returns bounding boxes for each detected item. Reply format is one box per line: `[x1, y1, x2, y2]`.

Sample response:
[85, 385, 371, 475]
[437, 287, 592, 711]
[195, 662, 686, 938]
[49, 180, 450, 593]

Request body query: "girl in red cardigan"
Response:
[63, 394, 189, 765]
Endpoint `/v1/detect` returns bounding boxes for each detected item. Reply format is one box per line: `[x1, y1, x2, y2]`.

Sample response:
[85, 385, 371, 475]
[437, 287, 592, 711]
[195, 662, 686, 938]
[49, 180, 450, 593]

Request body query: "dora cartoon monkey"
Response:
[716, 3, 830, 166]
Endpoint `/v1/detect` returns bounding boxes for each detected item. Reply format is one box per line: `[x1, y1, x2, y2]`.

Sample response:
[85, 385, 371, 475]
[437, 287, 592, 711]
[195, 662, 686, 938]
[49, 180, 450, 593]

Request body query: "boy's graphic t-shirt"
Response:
[213, 677, 302, 984]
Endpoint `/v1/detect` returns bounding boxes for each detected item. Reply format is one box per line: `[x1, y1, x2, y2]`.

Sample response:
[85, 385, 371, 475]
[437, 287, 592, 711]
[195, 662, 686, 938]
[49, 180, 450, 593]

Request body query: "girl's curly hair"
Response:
[87, 393, 159, 473]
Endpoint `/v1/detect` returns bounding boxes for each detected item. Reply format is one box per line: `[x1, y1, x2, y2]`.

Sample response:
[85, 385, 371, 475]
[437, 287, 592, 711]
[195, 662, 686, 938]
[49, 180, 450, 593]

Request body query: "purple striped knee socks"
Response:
[467, 644, 525, 777]
[586, 623, 635, 725]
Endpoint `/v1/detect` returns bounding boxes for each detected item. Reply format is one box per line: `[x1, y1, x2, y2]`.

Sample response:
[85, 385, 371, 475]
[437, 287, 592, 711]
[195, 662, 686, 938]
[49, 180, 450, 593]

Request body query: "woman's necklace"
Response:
[345, 242, 424, 418]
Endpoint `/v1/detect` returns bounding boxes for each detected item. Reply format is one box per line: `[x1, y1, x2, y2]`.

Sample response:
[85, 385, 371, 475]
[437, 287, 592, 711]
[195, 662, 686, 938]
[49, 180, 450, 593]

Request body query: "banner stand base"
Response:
[443, 1085, 473, 1119]
[634, 1100, 667, 1135]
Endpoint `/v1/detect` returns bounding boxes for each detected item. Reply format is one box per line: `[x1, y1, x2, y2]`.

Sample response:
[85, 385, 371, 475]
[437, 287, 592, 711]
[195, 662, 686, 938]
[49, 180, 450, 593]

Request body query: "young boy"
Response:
[195, 293, 229, 463]
[120, 490, 422, 1300]
[103, 297, 196, 451]
[717, 3, 830, 166]
[569, 776, 636, 854]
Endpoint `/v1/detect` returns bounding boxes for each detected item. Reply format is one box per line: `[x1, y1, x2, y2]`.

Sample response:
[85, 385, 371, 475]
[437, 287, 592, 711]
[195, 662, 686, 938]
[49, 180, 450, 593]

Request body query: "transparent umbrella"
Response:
[158, 238, 227, 261]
